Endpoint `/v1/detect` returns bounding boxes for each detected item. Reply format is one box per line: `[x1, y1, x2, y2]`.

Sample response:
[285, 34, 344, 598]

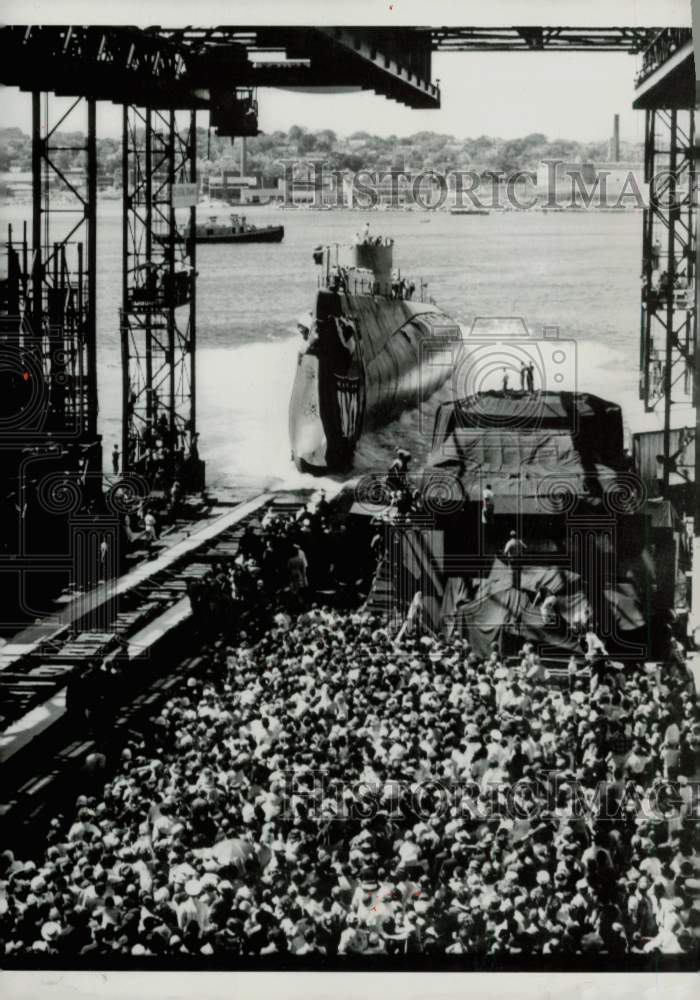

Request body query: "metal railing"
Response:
[318, 271, 433, 302]
[636, 27, 692, 85]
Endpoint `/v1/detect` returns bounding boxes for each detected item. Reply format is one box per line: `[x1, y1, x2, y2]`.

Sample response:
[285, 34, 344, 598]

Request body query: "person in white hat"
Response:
[485, 729, 508, 766]
[175, 879, 211, 933]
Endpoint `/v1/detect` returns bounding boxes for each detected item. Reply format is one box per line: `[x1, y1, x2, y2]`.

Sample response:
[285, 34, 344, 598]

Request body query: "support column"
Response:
[144, 108, 154, 441]
[641, 109, 695, 438]
[121, 106, 198, 489]
[167, 111, 176, 447]
[188, 110, 197, 458]
[6, 90, 103, 621]
[121, 105, 130, 473]
[31, 92, 42, 346]
[86, 98, 97, 439]
[692, 123, 700, 648]
[662, 111, 677, 492]
[28, 90, 100, 463]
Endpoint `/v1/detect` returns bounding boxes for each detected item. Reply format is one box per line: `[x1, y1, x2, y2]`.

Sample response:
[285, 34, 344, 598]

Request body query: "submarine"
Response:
[289, 237, 462, 473]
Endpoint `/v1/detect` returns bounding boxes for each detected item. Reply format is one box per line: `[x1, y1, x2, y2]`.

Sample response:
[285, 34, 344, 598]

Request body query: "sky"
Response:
[0, 48, 646, 145]
[1, 0, 691, 27]
[257, 51, 646, 143]
[3, 0, 690, 144]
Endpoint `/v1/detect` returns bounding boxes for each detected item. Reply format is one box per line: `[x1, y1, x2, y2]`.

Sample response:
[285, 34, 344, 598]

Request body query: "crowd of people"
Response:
[121, 400, 202, 497]
[1, 580, 698, 959]
[186, 498, 368, 639]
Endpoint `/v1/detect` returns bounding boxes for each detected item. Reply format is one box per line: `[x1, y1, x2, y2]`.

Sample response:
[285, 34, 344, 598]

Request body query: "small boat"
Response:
[449, 207, 490, 216]
[185, 213, 284, 244]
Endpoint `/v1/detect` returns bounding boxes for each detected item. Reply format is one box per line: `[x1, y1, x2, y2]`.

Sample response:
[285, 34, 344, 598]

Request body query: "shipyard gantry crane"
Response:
[0, 20, 695, 627]
[632, 27, 698, 644]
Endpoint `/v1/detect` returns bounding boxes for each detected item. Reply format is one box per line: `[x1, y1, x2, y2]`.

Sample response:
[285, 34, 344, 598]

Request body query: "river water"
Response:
[1, 202, 687, 493]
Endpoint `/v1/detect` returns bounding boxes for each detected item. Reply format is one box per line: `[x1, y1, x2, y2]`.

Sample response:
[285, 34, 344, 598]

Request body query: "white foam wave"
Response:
[108, 332, 693, 491]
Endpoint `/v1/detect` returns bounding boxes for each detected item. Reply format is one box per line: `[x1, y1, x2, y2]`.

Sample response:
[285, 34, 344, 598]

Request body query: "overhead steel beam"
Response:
[311, 27, 439, 108]
[429, 26, 660, 52]
[0, 25, 441, 109]
[0, 26, 200, 109]
[3, 24, 678, 112]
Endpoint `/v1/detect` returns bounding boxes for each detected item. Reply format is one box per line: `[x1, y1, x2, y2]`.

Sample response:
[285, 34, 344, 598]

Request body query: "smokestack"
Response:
[612, 114, 620, 163]
[240, 136, 247, 177]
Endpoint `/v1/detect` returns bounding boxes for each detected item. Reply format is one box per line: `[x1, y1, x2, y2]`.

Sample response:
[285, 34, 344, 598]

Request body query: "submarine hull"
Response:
[288, 352, 328, 471]
[290, 288, 462, 473]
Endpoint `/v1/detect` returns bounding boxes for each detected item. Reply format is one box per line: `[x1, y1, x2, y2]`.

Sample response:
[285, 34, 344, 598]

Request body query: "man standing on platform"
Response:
[482, 483, 495, 550]
[526, 363, 535, 393]
[503, 530, 527, 589]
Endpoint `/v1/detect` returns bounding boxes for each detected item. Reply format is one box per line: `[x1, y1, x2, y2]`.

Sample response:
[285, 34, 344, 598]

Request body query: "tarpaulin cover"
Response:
[366, 531, 645, 649]
[427, 390, 625, 503]
[450, 559, 585, 655]
[433, 390, 623, 438]
[450, 558, 643, 656]
[602, 582, 645, 632]
[440, 576, 471, 635]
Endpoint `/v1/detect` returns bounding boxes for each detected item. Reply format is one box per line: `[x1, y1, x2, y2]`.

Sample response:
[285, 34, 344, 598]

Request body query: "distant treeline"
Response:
[0, 124, 642, 186]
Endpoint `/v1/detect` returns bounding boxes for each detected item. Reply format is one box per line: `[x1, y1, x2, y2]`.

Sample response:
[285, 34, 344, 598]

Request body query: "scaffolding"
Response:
[0, 94, 102, 622]
[31, 92, 98, 444]
[639, 107, 697, 492]
[120, 107, 197, 486]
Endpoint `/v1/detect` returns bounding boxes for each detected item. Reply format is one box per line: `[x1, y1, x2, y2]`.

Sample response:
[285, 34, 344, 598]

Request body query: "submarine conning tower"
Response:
[350, 241, 394, 291]
[316, 239, 396, 296]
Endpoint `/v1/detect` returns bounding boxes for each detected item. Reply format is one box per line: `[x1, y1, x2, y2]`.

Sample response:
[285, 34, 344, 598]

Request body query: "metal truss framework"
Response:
[3, 25, 684, 115]
[121, 107, 196, 479]
[0, 25, 441, 110]
[31, 92, 98, 445]
[1, 26, 191, 109]
[430, 26, 663, 53]
[639, 108, 697, 491]
[634, 27, 694, 87]
[0, 94, 102, 620]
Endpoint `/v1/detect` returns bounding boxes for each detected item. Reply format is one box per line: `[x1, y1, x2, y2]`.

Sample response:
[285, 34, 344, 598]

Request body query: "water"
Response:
[2, 202, 687, 493]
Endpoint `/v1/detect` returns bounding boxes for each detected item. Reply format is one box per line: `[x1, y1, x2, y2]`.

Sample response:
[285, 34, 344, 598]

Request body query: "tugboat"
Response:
[289, 235, 462, 473]
[185, 213, 284, 245]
